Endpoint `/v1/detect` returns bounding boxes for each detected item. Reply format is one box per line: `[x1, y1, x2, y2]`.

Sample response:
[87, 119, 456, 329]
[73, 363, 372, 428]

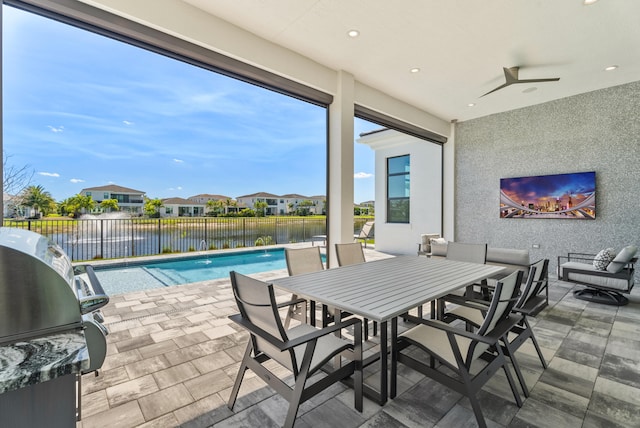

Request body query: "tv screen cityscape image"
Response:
[500, 171, 596, 219]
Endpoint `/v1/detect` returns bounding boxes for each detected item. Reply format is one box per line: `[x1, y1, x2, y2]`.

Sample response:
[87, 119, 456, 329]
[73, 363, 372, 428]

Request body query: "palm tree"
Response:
[100, 198, 119, 212]
[254, 200, 268, 217]
[58, 194, 95, 217]
[22, 185, 55, 218]
[144, 197, 164, 218]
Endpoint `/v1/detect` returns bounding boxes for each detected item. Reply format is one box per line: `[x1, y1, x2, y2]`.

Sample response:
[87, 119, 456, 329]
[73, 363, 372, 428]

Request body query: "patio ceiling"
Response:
[181, 0, 640, 122]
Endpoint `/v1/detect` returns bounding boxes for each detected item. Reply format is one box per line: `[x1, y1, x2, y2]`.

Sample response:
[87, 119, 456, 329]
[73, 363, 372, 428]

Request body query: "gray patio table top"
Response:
[271, 255, 506, 405]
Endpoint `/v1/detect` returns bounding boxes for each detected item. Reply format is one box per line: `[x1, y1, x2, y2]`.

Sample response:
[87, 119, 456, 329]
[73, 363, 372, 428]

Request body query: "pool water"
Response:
[94, 248, 313, 295]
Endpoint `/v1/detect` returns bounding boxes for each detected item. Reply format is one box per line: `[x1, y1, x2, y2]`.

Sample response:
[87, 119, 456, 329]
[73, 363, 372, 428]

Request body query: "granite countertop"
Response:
[0, 330, 90, 395]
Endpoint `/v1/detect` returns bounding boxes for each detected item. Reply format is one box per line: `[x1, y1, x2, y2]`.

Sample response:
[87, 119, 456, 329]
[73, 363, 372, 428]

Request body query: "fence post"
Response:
[158, 218, 162, 255]
[242, 218, 246, 247]
[274, 217, 278, 245]
[130, 218, 135, 257]
[100, 219, 104, 259]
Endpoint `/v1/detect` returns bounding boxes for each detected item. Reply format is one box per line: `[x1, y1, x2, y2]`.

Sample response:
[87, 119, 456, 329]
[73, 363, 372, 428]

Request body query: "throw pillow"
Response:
[430, 238, 447, 257]
[606, 245, 638, 273]
[593, 248, 616, 270]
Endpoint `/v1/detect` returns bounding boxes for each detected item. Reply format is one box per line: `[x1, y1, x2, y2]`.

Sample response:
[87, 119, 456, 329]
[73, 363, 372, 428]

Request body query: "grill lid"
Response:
[0, 228, 81, 343]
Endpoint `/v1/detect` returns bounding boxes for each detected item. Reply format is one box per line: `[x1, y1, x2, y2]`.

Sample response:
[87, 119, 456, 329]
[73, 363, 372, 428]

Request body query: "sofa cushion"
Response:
[560, 261, 634, 291]
[593, 248, 615, 270]
[607, 245, 638, 274]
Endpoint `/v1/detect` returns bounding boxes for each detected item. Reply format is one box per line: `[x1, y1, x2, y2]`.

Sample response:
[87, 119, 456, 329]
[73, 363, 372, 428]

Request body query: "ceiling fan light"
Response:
[410, 67, 420, 73]
[583, 0, 599, 5]
[604, 65, 618, 71]
[347, 29, 360, 38]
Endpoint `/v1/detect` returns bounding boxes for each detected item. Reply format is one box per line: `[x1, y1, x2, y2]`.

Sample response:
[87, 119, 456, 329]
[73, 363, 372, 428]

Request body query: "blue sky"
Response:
[2, 6, 377, 203]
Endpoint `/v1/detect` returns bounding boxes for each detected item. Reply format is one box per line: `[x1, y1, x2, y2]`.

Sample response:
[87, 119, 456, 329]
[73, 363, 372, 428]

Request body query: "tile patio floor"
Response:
[77, 247, 640, 428]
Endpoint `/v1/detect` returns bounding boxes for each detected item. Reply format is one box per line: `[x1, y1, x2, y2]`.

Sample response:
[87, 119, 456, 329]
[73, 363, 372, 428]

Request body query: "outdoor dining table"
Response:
[271, 255, 506, 405]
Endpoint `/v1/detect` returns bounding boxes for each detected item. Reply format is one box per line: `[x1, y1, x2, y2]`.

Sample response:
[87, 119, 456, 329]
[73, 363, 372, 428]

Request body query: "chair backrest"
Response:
[285, 246, 324, 276]
[335, 242, 366, 266]
[446, 242, 487, 264]
[516, 259, 549, 308]
[356, 221, 374, 239]
[467, 270, 523, 364]
[230, 271, 297, 373]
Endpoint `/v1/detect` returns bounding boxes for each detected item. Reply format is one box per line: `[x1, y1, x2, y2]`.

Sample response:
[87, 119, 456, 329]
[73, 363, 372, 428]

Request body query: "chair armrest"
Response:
[284, 318, 362, 349]
[441, 294, 491, 310]
[229, 313, 362, 351]
[402, 315, 498, 345]
[277, 297, 306, 309]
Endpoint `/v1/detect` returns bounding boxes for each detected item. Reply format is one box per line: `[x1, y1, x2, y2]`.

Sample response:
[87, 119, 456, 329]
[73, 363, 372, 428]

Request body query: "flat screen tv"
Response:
[500, 171, 596, 219]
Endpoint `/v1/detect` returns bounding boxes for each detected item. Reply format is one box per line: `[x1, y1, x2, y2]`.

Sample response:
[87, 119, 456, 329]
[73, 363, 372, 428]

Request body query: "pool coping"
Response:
[73, 242, 314, 269]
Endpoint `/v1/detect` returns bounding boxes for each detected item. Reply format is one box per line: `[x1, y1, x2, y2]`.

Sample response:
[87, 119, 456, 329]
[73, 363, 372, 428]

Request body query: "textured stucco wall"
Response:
[455, 80, 640, 276]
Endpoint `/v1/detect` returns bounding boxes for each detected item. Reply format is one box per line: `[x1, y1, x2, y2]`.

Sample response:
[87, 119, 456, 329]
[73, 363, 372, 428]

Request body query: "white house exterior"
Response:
[187, 194, 237, 214]
[357, 129, 442, 255]
[80, 184, 146, 215]
[161, 197, 206, 217]
[236, 192, 325, 215]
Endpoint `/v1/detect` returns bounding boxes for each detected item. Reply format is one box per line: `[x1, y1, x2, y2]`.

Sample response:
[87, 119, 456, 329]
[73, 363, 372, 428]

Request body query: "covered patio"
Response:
[77, 247, 640, 427]
[2, 2, 639, 427]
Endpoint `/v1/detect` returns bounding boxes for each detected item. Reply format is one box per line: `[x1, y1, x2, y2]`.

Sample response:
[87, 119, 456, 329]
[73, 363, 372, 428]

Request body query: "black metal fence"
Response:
[5, 217, 370, 261]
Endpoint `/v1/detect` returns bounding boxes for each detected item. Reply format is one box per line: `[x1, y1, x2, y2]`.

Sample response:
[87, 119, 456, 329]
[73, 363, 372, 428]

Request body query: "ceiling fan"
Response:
[481, 66, 560, 97]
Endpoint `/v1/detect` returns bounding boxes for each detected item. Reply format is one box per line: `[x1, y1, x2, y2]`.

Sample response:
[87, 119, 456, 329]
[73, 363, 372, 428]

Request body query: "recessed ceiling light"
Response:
[347, 30, 360, 38]
[410, 68, 420, 73]
[604, 65, 618, 71]
[583, 0, 599, 4]
[523, 87, 537, 93]
[467, 103, 475, 107]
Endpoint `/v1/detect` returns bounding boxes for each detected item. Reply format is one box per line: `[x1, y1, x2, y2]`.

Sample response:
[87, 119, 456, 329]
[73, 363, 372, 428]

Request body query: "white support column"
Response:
[327, 71, 355, 267]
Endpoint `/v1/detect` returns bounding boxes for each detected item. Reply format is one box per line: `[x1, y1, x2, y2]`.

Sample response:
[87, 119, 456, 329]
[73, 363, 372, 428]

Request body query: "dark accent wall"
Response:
[455, 80, 640, 276]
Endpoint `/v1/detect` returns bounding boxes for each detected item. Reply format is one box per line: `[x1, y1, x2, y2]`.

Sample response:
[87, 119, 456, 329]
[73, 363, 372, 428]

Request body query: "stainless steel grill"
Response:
[0, 227, 109, 425]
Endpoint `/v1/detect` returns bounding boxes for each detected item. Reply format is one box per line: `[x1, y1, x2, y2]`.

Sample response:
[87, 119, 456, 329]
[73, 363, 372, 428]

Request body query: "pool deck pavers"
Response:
[77, 245, 640, 427]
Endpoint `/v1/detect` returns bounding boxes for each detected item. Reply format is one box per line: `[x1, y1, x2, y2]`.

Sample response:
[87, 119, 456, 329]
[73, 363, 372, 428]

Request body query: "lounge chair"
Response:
[227, 271, 363, 428]
[354, 221, 374, 248]
[558, 246, 637, 306]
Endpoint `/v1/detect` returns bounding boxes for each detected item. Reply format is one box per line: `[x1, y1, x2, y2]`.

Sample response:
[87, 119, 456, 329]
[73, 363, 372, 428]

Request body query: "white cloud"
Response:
[47, 125, 64, 133]
[70, 178, 85, 183]
[173, 158, 184, 163]
[39, 172, 60, 177]
[123, 120, 134, 125]
[354, 172, 373, 179]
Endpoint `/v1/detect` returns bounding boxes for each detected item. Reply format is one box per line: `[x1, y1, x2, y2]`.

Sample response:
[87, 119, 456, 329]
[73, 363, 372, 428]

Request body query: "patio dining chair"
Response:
[391, 270, 524, 428]
[436, 242, 489, 316]
[228, 271, 363, 428]
[335, 243, 377, 338]
[441, 259, 550, 397]
[283, 246, 324, 328]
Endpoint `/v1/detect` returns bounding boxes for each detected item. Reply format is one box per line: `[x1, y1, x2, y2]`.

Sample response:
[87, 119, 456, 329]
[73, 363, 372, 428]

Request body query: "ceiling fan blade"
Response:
[480, 82, 511, 97]
[517, 77, 561, 83]
[481, 66, 560, 97]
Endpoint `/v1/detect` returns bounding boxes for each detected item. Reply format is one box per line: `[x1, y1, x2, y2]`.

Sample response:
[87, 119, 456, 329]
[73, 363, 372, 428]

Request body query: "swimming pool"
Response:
[93, 248, 311, 295]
